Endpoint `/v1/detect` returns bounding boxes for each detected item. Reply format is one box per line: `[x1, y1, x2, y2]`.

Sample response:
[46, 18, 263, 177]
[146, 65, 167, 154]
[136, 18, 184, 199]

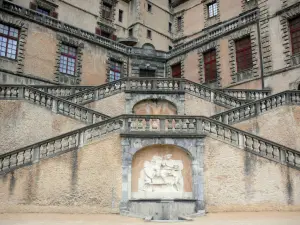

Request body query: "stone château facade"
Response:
[0, 0, 300, 221]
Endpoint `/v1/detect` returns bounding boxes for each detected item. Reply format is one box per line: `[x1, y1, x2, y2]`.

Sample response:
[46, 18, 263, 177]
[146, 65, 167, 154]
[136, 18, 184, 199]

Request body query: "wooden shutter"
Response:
[29, 2, 37, 10]
[95, 27, 101, 36]
[51, 11, 58, 19]
[171, 63, 181, 78]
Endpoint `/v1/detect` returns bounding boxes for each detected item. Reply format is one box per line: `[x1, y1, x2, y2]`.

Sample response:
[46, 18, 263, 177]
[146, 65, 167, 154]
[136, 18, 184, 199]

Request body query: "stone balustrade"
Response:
[217, 89, 271, 100]
[66, 78, 245, 108]
[2, 0, 258, 59]
[0, 85, 110, 124]
[0, 116, 123, 174]
[1, 114, 299, 173]
[212, 91, 300, 125]
[33, 85, 91, 97]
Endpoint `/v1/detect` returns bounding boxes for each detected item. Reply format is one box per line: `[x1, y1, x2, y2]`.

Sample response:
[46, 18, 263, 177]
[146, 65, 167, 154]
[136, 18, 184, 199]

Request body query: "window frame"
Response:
[203, 49, 217, 83]
[235, 36, 253, 73]
[109, 60, 122, 82]
[0, 23, 20, 60]
[289, 16, 300, 55]
[177, 16, 182, 31]
[59, 44, 77, 76]
[171, 63, 181, 78]
[147, 29, 152, 39]
[207, 1, 218, 18]
[147, 4, 152, 12]
[118, 9, 123, 23]
[102, 2, 113, 20]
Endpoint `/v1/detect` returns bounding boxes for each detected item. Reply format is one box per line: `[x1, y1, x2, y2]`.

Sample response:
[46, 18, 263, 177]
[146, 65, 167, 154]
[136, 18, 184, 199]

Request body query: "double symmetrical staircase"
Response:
[0, 78, 299, 174]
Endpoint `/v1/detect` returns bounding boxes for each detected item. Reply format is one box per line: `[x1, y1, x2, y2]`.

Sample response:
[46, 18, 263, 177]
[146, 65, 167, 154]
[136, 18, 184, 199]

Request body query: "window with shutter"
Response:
[171, 63, 181, 78]
[289, 16, 300, 55]
[204, 49, 217, 83]
[235, 36, 253, 72]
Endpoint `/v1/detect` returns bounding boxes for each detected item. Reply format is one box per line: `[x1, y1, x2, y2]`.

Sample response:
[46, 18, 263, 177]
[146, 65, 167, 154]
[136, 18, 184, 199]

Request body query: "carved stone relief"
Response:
[139, 154, 184, 194]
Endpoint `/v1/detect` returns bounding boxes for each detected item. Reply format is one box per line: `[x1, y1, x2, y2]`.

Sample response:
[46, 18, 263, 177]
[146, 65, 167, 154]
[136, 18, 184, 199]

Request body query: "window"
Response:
[171, 63, 181, 78]
[29, 2, 58, 18]
[129, 28, 133, 37]
[102, 2, 112, 20]
[204, 50, 217, 83]
[119, 10, 123, 22]
[37, 6, 50, 15]
[0, 23, 19, 60]
[289, 16, 300, 55]
[177, 16, 182, 31]
[147, 4, 152, 12]
[169, 22, 172, 33]
[147, 30, 152, 39]
[109, 61, 122, 82]
[169, 46, 173, 51]
[208, 1, 218, 18]
[235, 36, 253, 72]
[139, 69, 155, 77]
[59, 44, 77, 76]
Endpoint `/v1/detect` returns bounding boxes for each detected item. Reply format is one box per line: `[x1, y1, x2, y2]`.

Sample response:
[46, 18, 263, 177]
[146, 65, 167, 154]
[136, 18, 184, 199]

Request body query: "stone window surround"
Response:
[131, 58, 165, 78]
[125, 93, 185, 115]
[33, 0, 58, 12]
[0, 13, 28, 74]
[120, 137, 205, 213]
[241, 0, 258, 12]
[228, 26, 259, 84]
[280, 4, 300, 67]
[106, 51, 128, 82]
[204, 0, 220, 28]
[198, 40, 221, 87]
[55, 33, 84, 85]
[173, 11, 184, 40]
[166, 54, 186, 78]
[99, 0, 118, 27]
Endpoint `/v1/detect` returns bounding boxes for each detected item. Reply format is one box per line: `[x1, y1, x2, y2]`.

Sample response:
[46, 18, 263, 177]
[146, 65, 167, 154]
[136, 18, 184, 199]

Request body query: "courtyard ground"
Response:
[0, 212, 300, 225]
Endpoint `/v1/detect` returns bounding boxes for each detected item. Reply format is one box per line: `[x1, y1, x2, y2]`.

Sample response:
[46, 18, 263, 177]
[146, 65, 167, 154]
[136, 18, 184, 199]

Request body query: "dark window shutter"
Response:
[51, 11, 58, 19]
[29, 2, 37, 10]
[112, 35, 117, 41]
[95, 27, 101, 35]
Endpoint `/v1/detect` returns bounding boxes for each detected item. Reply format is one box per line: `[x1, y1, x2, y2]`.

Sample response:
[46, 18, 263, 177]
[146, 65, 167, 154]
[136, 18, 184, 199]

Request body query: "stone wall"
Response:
[0, 100, 85, 154]
[85, 93, 126, 117]
[204, 136, 300, 212]
[0, 133, 122, 214]
[233, 105, 300, 151]
[184, 93, 227, 116]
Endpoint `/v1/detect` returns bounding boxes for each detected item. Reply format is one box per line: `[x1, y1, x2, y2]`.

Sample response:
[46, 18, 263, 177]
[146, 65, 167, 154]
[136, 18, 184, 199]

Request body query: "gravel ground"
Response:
[0, 212, 300, 225]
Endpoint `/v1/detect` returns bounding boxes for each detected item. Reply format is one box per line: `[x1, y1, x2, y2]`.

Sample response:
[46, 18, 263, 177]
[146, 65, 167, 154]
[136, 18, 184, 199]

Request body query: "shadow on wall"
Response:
[133, 99, 177, 115]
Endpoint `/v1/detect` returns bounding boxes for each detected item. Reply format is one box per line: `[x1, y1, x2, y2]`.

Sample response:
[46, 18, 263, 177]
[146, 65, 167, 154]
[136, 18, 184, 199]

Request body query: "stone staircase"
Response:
[0, 79, 299, 175]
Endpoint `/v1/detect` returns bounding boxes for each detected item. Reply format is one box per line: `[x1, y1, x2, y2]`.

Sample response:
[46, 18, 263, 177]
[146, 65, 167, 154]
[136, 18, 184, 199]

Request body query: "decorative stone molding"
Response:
[281, 0, 288, 9]
[173, 11, 184, 40]
[258, 0, 272, 74]
[106, 51, 128, 82]
[166, 54, 186, 78]
[197, 41, 221, 87]
[35, 0, 58, 11]
[131, 58, 165, 78]
[125, 93, 185, 115]
[242, 0, 258, 12]
[228, 26, 259, 83]
[203, 0, 220, 28]
[120, 137, 205, 214]
[280, 4, 300, 67]
[0, 12, 28, 74]
[55, 33, 84, 85]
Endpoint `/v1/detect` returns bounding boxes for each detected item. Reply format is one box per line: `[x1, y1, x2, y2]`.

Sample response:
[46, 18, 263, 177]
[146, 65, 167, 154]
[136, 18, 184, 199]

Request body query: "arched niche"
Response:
[133, 99, 177, 115]
[131, 144, 193, 200]
[142, 43, 155, 50]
